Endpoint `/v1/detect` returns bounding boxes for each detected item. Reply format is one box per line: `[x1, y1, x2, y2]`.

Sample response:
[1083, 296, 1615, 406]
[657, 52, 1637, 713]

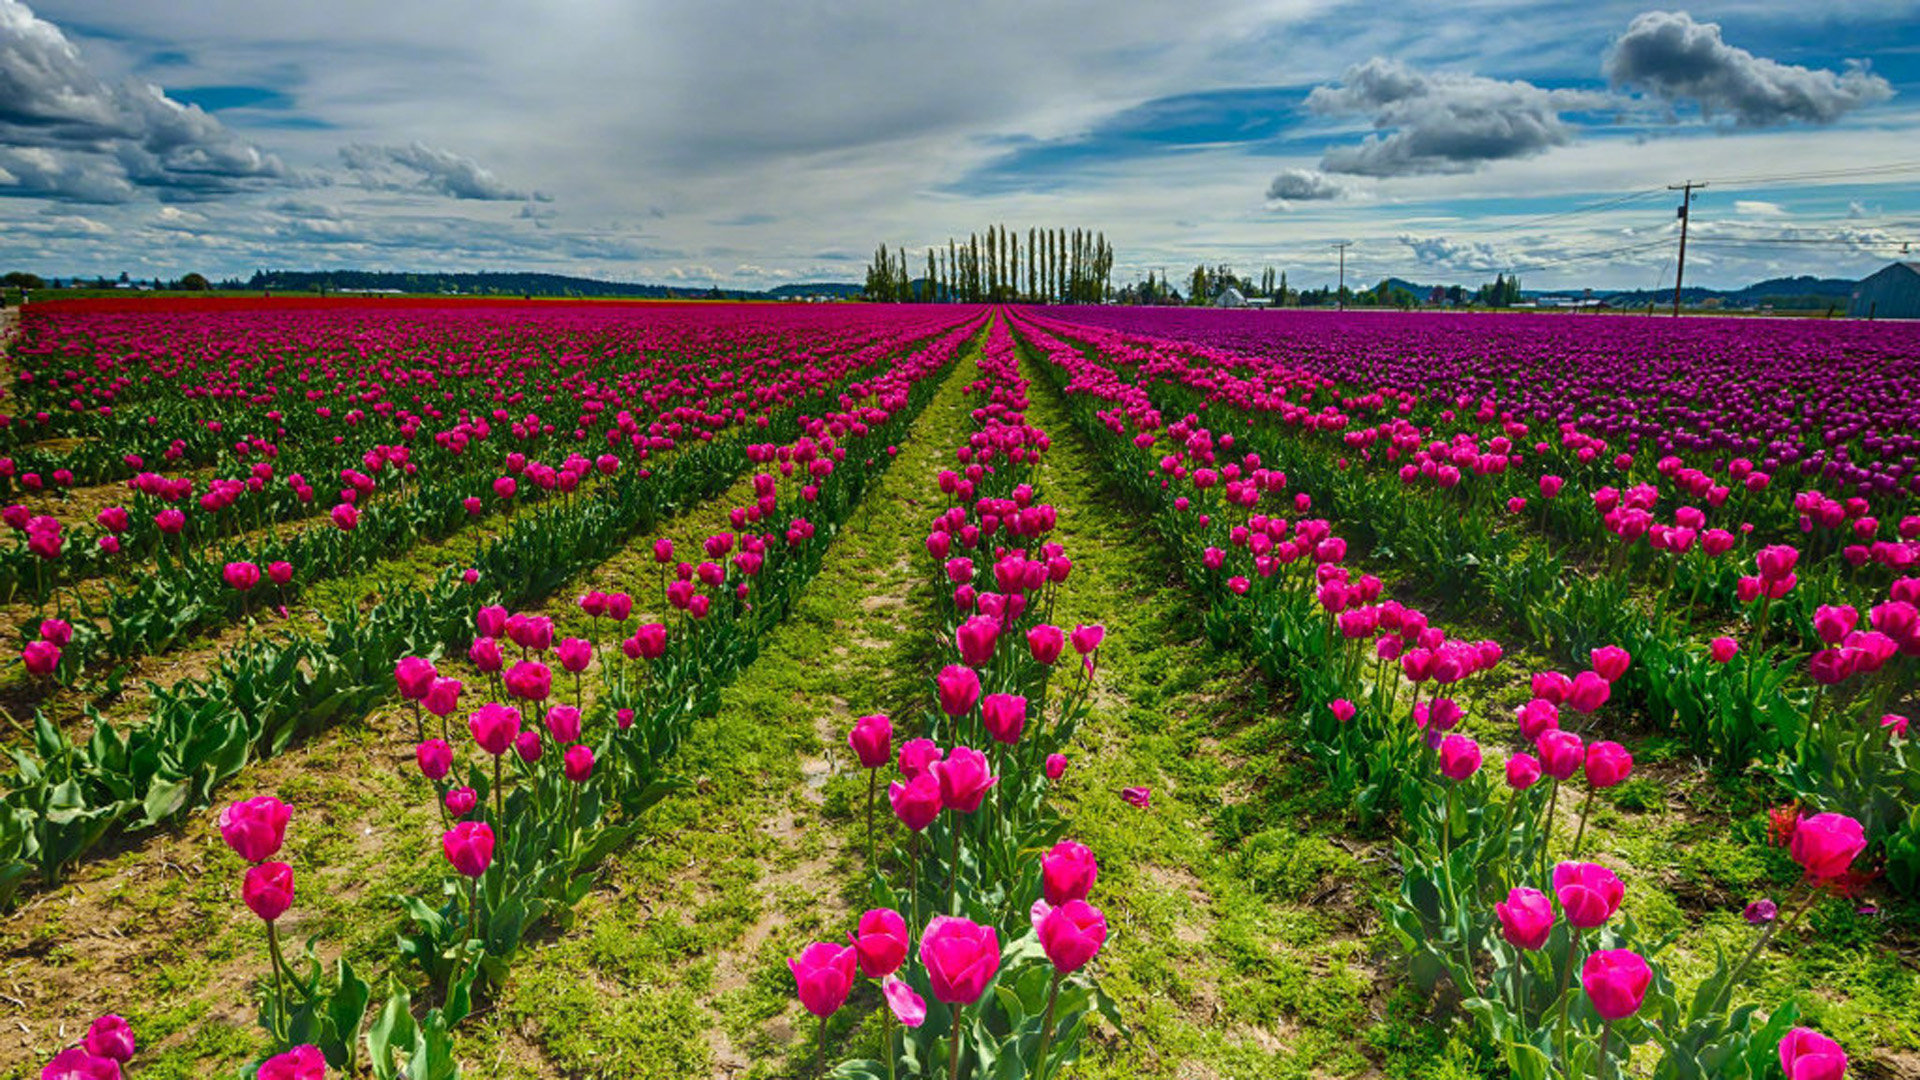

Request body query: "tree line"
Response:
[865, 226, 1116, 303]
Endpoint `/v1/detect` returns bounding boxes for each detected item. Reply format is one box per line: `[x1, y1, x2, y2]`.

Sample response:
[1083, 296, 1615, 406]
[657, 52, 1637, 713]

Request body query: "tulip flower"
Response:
[850, 907, 910, 977]
[921, 916, 1002, 1077]
[1044, 753, 1067, 781]
[505, 659, 552, 701]
[1583, 948, 1652, 1031]
[223, 561, 261, 591]
[932, 746, 997, 814]
[898, 737, 942, 780]
[416, 739, 453, 781]
[980, 693, 1027, 744]
[1589, 645, 1630, 682]
[82, 1015, 135, 1063]
[468, 702, 520, 756]
[955, 614, 1000, 666]
[883, 975, 926, 1027]
[219, 796, 292, 863]
[1028, 623, 1064, 664]
[545, 705, 582, 742]
[1709, 636, 1739, 663]
[935, 664, 981, 716]
[256, 1043, 326, 1080]
[22, 639, 60, 676]
[889, 773, 943, 831]
[790, 940, 858, 1074]
[243, 861, 295, 923]
[40, 1048, 122, 1080]
[1037, 899, 1107, 973]
[1437, 734, 1481, 780]
[1566, 671, 1611, 714]
[445, 786, 478, 817]
[1790, 813, 1866, 882]
[443, 821, 495, 878]
[1779, 1027, 1848, 1080]
[1121, 786, 1152, 808]
[1505, 752, 1542, 790]
[849, 714, 893, 768]
[1041, 840, 1099, 906]
[1495, 887, 1554, 950]
[1553, 862, 1624, 928]
[563, 743, 595, 783]
[1743, 899, 1778, 925]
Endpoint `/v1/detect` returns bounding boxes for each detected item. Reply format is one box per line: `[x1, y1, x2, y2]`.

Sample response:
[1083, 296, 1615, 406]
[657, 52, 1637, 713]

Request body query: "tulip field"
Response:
[0, 299, 1914, 1080]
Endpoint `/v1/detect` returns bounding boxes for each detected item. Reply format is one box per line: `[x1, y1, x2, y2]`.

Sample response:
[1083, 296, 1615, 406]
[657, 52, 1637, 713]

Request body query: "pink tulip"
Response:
[1437, 735, 1482, 780]
[955, 615, 1000, 667]
[1495, 886, 1555, 950]
[919, 916, 1001, 1004]
[41, 1048, 122, 1080]
[442, 821, 495, 877]
[789, 941, 857, 1017]
[1027, 624, 1064, 664]
[1581, 949, 1652, 1020]
[415, 739, 453, 781]
[563, 744, 595, 783]
[1566, 670, 1611, 713]
[556, 637, 593, 674]
[1516, 698, 1559, 740]
[883, 975, 927, 1028]
[242, 861, 295, 922]
[935, 664, 981, 716]
[1537, 729, 1585, 780]
[514, 730, 543, 764]
[81, 1016, 135, 1063]
[1121, 786, 1152, 808]
[268, 561, 293, 585]
[504, 660, 552, 701]
[1506, 753, 1542, 790]
[444, 786, 478, 816]
[1709, 636, 1739, 663]
[468, 635, 504, 673]
[468, 702, 520, 756]
[898, 737, 942, 779]
[1589, 645, 1630, 682]
[1531, 670, 1572, 704]
[1041, 839, 1099, 906]
[423, 677, 462, 718]
[1552, 861, 1624, 928]
[1584, 741, 1633, 788]
[394, 656, 438, 701]
[330, 503, 358, 531]
[848, 714, 893, 769]
[932, 746, 997, 814]
[545, 705, 582, 743]
[256, 1043, 327, 1080]
[850, 907, 910, 978]
[1070, 623, 1105, 654]
[1045, 753, 1067, 780]
[223, 561, 261, 591]
[1038, 899, 1108, 973]
[476, 605, 508, 638]
[889, 774, 943, 831]
[22, 639, 61, 676]
[981, 693, 1028, 744]
[1790, 813, 1866, 882]
[37, 618, 72, 646]
[1778, 1027, 1848, 1080]
[219, 797, 291, 863]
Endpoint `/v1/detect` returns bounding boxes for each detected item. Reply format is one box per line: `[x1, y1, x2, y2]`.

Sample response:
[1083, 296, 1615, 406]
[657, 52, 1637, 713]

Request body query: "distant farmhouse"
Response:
[1849, 262, 1920, 319]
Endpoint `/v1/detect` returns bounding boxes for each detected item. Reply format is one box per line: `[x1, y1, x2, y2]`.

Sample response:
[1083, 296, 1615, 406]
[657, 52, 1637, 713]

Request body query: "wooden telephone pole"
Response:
[1669, 181, 1704, 317]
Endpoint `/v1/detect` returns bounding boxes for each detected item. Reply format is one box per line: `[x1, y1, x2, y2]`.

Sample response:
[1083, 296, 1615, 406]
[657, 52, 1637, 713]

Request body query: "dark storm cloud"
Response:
[0, 0, 286, 202]
[339, 141, 550, 201]
[1606, 11, 1893, 126]
[1307, 57, 1611, 177]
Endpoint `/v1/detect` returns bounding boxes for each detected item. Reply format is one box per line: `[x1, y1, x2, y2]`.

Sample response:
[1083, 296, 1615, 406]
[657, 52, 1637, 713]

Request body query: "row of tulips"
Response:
[1015, 310, 1920, 894]
[203, 315, 982, 1078]
[0, 314, 984, 909]
[1010, 309, 1870, 1079]
[798, 319, 1119, 1080]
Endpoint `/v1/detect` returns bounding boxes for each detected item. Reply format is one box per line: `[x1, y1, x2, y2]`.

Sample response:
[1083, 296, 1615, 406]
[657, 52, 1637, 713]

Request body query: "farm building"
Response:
[1848, 261, 1920, 319]
[1215, 286, 1248, 308]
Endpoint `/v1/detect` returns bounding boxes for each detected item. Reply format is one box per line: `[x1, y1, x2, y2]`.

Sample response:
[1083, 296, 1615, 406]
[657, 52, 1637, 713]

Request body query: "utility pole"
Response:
[1332, 241, 1351, 310]
[1669, 181, 1704, 317]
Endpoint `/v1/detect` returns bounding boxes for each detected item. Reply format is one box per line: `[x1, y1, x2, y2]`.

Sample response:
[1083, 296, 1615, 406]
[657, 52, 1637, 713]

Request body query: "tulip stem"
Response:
[816, 1012, 827, 1079]
[494, 754, 505, 824]
[1719, 884, 1818, 1015]
[1594, 1020, 1611, 1080]
[1540, 778, 1560, 882]
[1568, 785, 1597, 860]
[1033, 969, 1064, 1079]
[866, 770, 877, 867]
[947, 1008, 964, 1080]
[947, 820, 961, 916]
[1556, 930, 1582, 1067]
[265, 919, 289, 1043]
[885, 1000, 896, 1080]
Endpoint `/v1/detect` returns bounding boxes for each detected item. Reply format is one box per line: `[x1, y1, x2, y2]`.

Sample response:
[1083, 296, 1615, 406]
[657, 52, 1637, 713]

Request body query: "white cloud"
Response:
[1606, 11, 1893, 125]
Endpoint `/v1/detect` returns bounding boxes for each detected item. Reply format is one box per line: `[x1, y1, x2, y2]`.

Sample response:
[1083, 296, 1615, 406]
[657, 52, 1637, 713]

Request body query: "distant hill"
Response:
[245, 270, 856, 301]
[1579, 276, 1857, 311]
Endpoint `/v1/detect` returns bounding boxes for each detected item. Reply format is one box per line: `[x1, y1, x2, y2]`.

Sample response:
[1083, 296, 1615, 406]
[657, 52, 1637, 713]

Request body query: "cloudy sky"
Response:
[4, 0, 1918, 291]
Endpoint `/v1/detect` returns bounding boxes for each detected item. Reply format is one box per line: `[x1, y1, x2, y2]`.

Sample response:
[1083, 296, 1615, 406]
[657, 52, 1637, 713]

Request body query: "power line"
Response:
[1696, 160, 1920, 187]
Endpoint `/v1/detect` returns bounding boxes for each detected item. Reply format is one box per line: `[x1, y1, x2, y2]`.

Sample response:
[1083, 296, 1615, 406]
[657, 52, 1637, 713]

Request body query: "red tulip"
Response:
[1709, 636, 1739, 663]
[444, 786, 478, 816]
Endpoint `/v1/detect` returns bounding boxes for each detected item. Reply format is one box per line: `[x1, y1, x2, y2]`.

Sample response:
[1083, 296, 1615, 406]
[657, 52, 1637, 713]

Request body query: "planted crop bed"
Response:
[2, 300, 1914, 1080]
